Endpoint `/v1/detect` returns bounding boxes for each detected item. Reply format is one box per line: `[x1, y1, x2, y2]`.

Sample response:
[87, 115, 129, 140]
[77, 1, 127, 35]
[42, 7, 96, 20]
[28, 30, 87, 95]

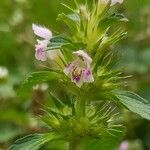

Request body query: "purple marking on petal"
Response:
[85, 69, 91, 76]
[72, 68, 83, 83]
[83, 68, 94, 83]
[73, 75, 81, 83]
[35, 47, 47, 61]
[35, 40, 49, 61]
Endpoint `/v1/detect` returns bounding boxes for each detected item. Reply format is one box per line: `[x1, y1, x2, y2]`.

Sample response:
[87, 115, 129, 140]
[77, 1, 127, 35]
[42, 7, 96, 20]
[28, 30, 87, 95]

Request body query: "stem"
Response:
[76, 96, 86, 117]
[69, 139, 82, 150]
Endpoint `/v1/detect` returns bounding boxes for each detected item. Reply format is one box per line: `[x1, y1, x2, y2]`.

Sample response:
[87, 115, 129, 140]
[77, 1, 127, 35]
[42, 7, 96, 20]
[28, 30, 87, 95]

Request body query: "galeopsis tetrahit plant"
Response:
[9, 0, 150, 150]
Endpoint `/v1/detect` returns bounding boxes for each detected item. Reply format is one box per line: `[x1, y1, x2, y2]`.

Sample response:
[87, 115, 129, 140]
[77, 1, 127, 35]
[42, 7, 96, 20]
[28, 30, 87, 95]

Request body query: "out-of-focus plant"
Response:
[8, 0, 150, 150]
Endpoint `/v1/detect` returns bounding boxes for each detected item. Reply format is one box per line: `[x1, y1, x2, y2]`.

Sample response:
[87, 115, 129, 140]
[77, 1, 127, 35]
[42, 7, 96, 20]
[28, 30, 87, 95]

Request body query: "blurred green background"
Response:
[0, 0, 149, 149]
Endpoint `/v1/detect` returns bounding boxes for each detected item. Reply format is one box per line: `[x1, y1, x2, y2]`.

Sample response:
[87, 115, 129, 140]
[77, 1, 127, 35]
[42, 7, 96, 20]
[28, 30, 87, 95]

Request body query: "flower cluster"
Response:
[32, 25, 94, 87]
[32, 0, 124, 87]
[11, 1, 150, 150]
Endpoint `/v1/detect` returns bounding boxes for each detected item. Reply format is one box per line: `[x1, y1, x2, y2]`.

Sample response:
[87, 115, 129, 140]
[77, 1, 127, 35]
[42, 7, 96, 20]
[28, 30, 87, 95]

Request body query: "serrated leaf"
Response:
[9, 133, 61, 150]
[19, 71, 62, 97]
[115, 91, 150, 120]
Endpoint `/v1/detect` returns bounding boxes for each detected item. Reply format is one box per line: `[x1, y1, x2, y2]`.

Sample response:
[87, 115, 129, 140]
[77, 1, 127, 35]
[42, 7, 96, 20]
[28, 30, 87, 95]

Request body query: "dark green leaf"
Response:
[9, 133, 61, 150]
[115, 91, 150, 120]
[47, 36, 70, 50]
[98, 13, 128, 32]
[19, 71, 62, 97]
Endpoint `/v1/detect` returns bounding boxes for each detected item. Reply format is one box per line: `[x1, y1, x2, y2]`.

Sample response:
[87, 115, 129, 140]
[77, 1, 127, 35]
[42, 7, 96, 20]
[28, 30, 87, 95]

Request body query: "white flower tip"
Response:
[111, 0, 124, 6]
[73, 50, 92, 64]
[32, 23, 52, 40]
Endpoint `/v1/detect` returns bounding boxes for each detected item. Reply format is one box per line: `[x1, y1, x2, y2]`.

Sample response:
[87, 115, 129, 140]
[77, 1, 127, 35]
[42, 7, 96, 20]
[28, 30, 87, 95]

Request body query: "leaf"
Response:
[47, 36, 70, 50]
[98, 13, 128, 32]
[42, 140, 69, 150]
[83, 128, 125, 150]
[19, 71, 62, 97]
[115, 91, 150, 120]
[0, 126, 22, 143]
[9, 133, 61, 150]
[57, 13, 80, 32]
[49, 92, 65, 109]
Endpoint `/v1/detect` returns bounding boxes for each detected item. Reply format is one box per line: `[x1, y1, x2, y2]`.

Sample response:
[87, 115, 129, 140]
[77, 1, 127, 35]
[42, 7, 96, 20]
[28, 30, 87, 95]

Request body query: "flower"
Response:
[64, 50, 94, 87]
[32, 24, 52, 61]
[119, 141, 129, 150]
[111, 0, 124, 6]
[0, 67, 8, 79]
[101, 0, 123, 6]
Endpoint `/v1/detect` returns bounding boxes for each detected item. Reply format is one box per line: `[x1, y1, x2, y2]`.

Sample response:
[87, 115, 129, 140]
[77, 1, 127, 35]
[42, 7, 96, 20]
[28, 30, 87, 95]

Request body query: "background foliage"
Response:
[0, 0, 149, 149]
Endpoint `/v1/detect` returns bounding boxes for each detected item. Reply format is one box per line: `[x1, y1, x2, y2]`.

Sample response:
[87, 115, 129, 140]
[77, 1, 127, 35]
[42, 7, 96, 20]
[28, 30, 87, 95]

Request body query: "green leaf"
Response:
[0, 126, 22, 143]
[57, 13, 80, 32]
[83, 128, 125, 150]
[47, 36, 70, 50]
[115, 91, 150, 120]
[9, 133, 61, 150]
[98, 13, 128, 32]
[49, 92, 65, 109]
[19, 71, 62, 97]
[42, 140, 69, 150]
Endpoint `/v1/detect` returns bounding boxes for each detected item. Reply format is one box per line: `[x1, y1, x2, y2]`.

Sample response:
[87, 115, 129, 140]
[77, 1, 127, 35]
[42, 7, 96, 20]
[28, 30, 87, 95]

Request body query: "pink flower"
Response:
[119, 141, 129, 150]
[64, 50, 94, 87]
[32, 24, 52, 61]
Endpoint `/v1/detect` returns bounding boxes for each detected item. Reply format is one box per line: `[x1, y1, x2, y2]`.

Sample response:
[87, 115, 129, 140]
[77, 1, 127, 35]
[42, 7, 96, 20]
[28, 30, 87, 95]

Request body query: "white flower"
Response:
[32, 24, 52, 61]
[111, 0, 124, 6]
[32, 24, 52, 40]
[64, 50, 94, 87]
[101, 0, 123, 6]
[0, 67, 8, 79]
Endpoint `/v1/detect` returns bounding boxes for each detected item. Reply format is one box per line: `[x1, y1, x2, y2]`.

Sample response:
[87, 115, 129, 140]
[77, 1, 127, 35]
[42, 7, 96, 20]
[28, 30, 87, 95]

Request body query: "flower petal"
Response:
[32, 24, 52, 40]
[74, 78, 84, 87]
[35, 48, 47, 61]
[73, 50, 92, 65]
[83, 68, 94, 83]
[71, 67, 84, 87]
[64, 63, 75, 75]
[111, 0, 123, 6]
[119, 141, 129, 150]
[35, 40, 48, 61]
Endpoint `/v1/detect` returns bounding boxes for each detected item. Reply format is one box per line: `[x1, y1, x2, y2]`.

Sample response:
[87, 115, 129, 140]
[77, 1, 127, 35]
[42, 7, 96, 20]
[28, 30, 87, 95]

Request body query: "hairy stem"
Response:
[76, 97, 86, 117]
[69, 139, 82, 150]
